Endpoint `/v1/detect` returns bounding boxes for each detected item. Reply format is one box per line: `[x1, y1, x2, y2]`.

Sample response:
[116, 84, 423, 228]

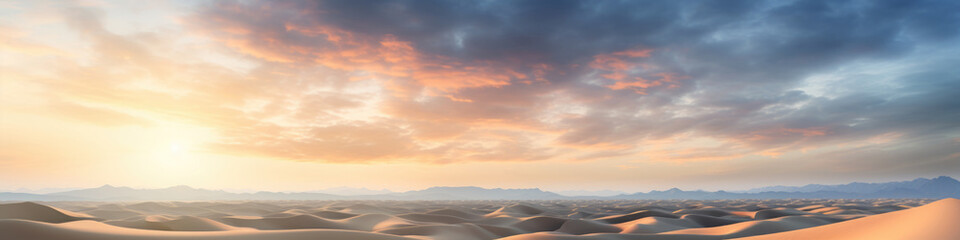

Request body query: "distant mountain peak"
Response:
[425, 186, 485, 190]
[95, 184, 132, 190]
[165, 185, 195, 190]
[396, 186, 563, 200]
[4, 176, 957, 201]
[932, 176, 959, 183]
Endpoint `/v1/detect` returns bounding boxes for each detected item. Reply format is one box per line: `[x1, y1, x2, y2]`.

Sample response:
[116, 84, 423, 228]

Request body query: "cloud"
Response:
[209, 122, 421, 163]
[3, 0, 958, 175]
[44, 100, 153, 127]
[188, 2, 531, 94]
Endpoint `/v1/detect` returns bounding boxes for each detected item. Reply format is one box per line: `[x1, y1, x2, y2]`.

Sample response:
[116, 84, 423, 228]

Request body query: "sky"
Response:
[1, 0, 958, 193]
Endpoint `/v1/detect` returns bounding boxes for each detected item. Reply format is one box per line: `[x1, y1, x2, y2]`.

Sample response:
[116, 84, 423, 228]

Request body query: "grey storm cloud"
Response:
[290, 0, 957, 64]
[190, 0, 960, 168]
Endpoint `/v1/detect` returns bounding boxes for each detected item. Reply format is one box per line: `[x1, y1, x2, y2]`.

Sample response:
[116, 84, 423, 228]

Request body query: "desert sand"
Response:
[0, 198, 956, 240]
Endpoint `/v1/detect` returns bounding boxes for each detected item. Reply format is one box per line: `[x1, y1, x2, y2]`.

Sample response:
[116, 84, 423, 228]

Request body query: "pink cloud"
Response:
[191, 10, 525, 95]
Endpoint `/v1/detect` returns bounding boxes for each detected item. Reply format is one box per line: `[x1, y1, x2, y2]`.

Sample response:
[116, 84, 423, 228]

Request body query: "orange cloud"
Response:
[0, 28, 68, 57]
[613, 49, 653, 58]
[647, 148, 748, 162]
[601, 72, 628, 80]
[785, 128, 828, 136]
[193, 15, 522, 95]
[587, 48, 684, 94]
[732, 126, 833, 157]
[445, 95, 474, 103]
[634, 136, 752, 163]
[749, 127, 830, 141]
[589, 48, 652, 71]
[605, 73, 685, 94]
[607, 77, 662, 94]
[208, 123, 425, 163]
[38, 100, 154, 127]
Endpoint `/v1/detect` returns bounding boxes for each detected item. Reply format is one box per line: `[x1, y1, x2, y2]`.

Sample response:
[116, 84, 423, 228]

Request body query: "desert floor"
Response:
[1, 198, 958, 240]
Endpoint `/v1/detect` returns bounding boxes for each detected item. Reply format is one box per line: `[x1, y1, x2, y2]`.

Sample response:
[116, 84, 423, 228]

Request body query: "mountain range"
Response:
[1, 176, 957, 201]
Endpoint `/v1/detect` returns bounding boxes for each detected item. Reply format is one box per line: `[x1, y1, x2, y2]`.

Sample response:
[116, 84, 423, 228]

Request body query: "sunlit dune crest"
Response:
[737, 198, 960, 240]
[0, 199, 958, 240]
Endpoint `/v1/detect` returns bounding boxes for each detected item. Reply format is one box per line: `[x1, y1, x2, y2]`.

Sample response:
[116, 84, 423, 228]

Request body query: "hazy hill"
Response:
[30, 185, 343, 201]
[745, 176, 960, 193]
[1, 176, 957, 201]
[622, 176, 960, 199]
[385, 186, 567, 200]
[309, 187, 395, 196]
[554, 190, 627, 197]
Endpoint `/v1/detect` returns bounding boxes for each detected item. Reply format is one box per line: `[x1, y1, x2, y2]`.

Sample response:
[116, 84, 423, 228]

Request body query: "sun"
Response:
[169, 143, 184, 154]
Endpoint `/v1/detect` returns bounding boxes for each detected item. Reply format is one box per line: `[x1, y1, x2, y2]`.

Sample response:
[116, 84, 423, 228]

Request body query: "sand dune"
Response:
[595, 209, 677, 224]
[426, 208, 484, 219]
[617, 216, 700, 234]
[660, 215, 835, 238]
[378, 223, 503, 240]
[487, 203, 547, 218]
[395, 213, 471, 224]
[312, 210, 360, 219]
[735, 198, 960, 240]
[217, 214, 351, 230]
[0, 198, 954, 240]
[84, 209, 145, 220]
[0, 219, 417, 240]
[555, 219, 622, 235]
[106, 215, 246, 231]
[678, 214, 748, 227]
[0, 202, 96, 223]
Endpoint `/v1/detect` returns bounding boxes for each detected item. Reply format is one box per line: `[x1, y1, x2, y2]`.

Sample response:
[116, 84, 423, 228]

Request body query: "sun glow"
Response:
[121, 125, 221, 187]
[156, 141, 192, 169]
[169, 143, 184, 154]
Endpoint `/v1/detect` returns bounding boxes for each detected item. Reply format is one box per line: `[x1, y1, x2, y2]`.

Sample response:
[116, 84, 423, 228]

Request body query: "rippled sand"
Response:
[1, 198, 957, 240]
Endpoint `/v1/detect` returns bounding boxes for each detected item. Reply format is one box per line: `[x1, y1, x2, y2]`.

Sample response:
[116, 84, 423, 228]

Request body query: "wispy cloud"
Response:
[2, 0, 958, 178]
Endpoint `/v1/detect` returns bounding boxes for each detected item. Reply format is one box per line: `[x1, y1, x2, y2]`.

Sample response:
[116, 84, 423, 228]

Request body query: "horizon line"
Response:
[4, 175, 954, 196]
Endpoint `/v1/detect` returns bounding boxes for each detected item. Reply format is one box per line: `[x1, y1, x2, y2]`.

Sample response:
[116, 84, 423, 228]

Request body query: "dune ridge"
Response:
[735, 198, 960, 240]
[0, 198, 956, 240]
[0, 202, 97, 223]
